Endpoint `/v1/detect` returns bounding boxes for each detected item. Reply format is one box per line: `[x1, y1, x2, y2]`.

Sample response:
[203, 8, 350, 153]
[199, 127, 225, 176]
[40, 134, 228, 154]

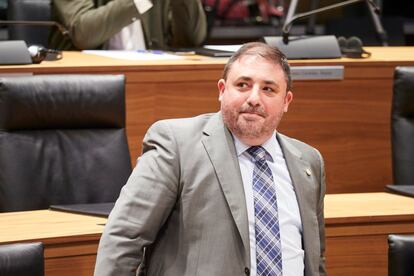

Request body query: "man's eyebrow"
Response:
[235, 76, 252, 81]
[263, 80, 279, 87]
[234, 76, 281, 89]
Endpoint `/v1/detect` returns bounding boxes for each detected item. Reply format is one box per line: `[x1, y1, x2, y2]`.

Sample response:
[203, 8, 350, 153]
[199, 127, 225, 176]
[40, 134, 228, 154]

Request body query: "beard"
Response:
[221, 101, 284, 142]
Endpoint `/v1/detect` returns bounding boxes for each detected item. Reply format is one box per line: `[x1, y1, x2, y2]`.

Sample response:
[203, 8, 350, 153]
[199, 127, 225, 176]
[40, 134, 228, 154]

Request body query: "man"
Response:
[49, 0, 207, 50]
[94, 42, 326, 276]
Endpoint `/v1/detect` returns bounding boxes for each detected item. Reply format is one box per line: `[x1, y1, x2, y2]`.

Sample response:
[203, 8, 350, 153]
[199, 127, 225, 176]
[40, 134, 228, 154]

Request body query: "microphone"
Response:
[282, 0, 381, 44]
[0, 20, 68, 65]
[0, 20, 69, 37]
[261, 0, 384, 58]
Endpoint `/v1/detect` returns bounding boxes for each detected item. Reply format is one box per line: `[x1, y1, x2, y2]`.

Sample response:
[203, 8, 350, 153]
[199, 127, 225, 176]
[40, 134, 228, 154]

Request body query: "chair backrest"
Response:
[391, 67, 414, 185]
[7, 0, 52, 46]
[0, 242, 44, 276]
[0, 74, 132, 212]
[388, 234, 414, 276]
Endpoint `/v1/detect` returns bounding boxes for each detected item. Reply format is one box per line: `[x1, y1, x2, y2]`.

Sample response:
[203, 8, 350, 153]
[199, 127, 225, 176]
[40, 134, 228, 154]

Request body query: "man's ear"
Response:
[284, 91, 293, 112]
[218, 79, 225, 101]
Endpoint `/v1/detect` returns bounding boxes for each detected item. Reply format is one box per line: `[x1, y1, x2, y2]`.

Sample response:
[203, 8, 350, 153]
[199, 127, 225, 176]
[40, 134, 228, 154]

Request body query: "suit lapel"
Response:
[277, 134, 314, 212]
[277, 133, 319, 275]
[201, 113, 250, 261]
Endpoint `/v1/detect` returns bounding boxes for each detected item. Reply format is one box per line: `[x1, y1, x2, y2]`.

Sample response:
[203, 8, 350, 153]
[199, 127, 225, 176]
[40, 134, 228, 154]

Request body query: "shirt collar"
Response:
[232, 131, 283, 163]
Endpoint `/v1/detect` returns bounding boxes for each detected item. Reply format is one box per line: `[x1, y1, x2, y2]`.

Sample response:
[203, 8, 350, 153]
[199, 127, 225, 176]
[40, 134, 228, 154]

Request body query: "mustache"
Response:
[239, 104, 267, 117]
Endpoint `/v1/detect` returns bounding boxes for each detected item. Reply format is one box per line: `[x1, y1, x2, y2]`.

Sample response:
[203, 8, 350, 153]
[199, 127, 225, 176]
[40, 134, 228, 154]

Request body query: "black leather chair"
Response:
[7, 0, 52, 46]
[388, 234, 414, 276]
[0, 242, 44, 276]
[386, 67, 414, 196]
[0, 75, 132, 212]
[391, 67, 414, 185]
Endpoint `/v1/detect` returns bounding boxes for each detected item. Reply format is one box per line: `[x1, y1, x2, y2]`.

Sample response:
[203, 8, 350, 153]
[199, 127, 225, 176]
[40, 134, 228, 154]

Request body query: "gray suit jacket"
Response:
[94, 112, 326, 276]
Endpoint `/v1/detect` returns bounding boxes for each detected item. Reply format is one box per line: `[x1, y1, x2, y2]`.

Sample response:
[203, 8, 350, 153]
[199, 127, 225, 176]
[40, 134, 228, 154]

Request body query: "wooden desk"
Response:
[325, 192, 414, 275]
[1, 48, 414, 193]
[1, 192, 413, 276]
[0, 210, 106, 276]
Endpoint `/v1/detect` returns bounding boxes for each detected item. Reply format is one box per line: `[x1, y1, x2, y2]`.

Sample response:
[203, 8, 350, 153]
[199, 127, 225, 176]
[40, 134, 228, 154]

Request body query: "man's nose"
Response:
[246, 86, 261, 106]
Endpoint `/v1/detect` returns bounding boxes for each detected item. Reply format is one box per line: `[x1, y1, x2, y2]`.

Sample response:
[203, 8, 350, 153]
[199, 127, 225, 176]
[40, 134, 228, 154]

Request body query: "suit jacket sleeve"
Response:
[94, 120, 180, 276]
[53, 0, 139, 49]
[170, 0, 207, 47]
[53, 0, 207, 50]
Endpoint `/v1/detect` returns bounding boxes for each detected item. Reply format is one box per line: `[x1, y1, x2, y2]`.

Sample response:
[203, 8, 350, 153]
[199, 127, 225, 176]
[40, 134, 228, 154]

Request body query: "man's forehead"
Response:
[227, 56, 284, 78]
[231, 55, 281, 70]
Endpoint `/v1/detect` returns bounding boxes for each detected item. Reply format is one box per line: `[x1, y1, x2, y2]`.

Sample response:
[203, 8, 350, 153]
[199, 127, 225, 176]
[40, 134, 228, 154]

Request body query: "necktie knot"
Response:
[246, 146, 271, 162]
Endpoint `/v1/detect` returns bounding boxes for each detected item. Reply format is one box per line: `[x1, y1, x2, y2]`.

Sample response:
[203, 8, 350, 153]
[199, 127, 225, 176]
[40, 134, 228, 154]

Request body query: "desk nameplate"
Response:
[291, 65, 344, 80]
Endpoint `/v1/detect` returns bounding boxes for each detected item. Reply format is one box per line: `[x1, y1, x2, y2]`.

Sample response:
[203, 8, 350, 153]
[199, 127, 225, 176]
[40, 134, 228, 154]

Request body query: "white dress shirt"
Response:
[105, 0, 152, 50]
[233, 132, 304, 276]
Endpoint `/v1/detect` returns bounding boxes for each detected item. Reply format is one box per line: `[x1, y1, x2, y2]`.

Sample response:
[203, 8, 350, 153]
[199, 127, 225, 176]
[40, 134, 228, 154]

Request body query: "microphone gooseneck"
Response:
[281, 0, 381, 44]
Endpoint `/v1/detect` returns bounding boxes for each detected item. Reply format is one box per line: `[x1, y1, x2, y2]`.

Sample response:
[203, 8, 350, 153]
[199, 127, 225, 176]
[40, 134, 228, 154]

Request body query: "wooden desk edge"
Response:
[325, 213, 414, 225]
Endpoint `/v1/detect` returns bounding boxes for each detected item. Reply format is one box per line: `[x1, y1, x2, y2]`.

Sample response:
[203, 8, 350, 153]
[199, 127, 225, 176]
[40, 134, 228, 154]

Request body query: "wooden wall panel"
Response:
[279, 78, 393, 193]
[1, 48, 413, 193]
[45, 254, 97, 276]
[326, 235, 388, 276]
[125, 73, 394, 193]
[125, 80, 220, 163]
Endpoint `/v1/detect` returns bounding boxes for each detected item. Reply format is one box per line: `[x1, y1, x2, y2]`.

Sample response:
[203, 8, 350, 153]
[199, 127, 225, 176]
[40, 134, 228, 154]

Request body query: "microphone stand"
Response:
[282, 0, 387, 46]
[366, 1, 388, 46]
[262, 0, 384, 59]
[305, 0, 320, 35]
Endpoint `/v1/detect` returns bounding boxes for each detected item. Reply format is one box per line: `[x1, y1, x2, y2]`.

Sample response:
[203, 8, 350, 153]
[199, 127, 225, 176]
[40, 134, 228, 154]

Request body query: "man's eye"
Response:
[263, 87, 275, 93]
[237, 82, 248, 88]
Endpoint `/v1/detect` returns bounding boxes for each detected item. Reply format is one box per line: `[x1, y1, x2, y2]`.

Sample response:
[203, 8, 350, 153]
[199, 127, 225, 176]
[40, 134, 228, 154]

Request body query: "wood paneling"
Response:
[326, 235, 388, 276]
[1, 48, 414, 193]
[45, 254, 97, 276]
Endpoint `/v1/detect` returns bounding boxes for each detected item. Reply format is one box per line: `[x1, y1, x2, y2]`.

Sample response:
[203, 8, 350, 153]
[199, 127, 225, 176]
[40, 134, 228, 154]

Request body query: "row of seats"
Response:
[1, 68, 413, 212]
[0, 69, 413, 275]
[2, 2, 413, 276]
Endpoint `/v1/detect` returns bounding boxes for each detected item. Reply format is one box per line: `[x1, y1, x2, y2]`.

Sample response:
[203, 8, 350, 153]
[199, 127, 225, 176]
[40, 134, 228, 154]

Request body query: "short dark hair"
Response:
[222, 42, 292, 91]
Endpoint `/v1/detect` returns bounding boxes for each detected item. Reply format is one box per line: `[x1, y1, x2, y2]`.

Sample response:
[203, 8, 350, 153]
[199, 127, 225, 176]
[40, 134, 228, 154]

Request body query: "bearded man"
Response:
[94, 42, 326, 276]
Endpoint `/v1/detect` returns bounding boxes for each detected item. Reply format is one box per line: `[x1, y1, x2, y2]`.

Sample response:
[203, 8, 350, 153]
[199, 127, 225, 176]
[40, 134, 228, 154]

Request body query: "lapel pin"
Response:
[305, 168, 312, 176]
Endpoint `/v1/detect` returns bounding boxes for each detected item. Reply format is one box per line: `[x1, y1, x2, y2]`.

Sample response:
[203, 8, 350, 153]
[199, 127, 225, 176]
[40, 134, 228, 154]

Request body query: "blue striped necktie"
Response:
[247, 146, 283, 276]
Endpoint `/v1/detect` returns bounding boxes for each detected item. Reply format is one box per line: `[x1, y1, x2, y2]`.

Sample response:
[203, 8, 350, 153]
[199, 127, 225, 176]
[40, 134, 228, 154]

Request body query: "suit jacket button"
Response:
[244, 267, 250, 275]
